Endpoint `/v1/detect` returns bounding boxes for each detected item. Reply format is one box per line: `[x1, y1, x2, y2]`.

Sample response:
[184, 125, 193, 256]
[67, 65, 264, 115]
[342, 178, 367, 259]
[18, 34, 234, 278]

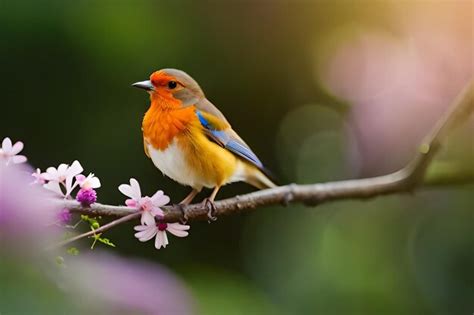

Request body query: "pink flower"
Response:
[0, 163, 61, 248]
[43, 160, 83, 197]
[31, 168, 47, 184]
[76, 173, 101, 189]
[118, 178, 169, 224]
[43, 160, 83, 183]
[0, 137, 27, 165]
[118, 178, 142, 207]
[134, 213, 190, 250]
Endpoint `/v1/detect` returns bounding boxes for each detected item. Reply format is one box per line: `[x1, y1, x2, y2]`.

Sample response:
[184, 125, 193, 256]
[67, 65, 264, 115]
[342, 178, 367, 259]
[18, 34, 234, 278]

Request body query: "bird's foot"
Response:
[201, 198, 218, 222]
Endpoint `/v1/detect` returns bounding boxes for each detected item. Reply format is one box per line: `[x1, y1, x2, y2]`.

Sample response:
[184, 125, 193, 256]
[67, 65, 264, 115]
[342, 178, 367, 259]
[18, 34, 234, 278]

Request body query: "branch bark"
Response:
[59, 80, 474, 224]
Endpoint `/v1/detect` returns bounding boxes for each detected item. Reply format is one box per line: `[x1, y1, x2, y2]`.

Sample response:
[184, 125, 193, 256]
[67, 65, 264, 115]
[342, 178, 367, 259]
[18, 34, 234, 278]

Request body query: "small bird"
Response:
[132, 69, 276, 218]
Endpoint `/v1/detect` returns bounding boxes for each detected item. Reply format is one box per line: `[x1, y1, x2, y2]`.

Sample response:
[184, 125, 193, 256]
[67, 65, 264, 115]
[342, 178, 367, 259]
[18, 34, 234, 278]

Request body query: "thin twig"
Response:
[48, 212, 140, 249]
[54, 80, 473, 244]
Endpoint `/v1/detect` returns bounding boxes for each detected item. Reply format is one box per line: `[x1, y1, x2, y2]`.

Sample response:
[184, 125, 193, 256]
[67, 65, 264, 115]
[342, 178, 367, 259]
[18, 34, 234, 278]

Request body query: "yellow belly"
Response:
[147, 126, 242, 189]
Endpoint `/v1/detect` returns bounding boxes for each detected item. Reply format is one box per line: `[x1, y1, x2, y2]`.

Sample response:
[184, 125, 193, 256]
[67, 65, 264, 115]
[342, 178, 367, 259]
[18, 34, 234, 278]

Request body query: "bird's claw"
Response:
[202, 198, 218, 222]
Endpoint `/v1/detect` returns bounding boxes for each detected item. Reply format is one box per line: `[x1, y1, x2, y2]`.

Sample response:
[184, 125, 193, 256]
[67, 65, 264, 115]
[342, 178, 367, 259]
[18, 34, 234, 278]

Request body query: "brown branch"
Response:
[57, 80, 473, 230]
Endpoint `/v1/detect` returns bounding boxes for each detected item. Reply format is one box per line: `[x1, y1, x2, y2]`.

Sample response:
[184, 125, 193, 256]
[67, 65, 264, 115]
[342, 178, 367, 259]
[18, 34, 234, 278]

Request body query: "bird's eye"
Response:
[168, 81, 178, 89]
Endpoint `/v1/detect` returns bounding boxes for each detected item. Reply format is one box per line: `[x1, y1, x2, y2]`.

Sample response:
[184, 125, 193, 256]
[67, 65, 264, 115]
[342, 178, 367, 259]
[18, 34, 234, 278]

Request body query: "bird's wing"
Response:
[195, 98, 230, 124]
[196, 109, 264, 170]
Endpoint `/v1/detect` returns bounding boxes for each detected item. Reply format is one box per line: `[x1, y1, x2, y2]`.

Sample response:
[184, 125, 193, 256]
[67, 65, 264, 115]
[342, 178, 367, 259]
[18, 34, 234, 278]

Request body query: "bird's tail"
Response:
[246, 167, 277, 190]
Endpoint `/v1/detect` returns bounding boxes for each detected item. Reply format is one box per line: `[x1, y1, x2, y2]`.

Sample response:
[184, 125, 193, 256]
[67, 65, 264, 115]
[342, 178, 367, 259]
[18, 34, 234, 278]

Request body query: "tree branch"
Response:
[58, 80, 474, 224]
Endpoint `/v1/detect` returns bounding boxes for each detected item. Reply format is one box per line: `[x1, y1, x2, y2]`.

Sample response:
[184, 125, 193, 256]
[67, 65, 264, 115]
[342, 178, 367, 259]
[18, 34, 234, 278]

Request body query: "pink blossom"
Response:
[0, 137, 27, 165]
[134, 213, 190, 250]
[75, 173, 101, 190]
[31, 168, 47, 184]
[43, 160, 83, 197]
[43, 160, 83, 182]
[118, 178, 169, 224]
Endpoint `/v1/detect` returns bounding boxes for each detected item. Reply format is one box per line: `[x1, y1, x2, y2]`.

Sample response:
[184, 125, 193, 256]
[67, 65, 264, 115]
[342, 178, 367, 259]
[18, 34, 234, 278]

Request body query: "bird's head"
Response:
[132, 69, 204, 106]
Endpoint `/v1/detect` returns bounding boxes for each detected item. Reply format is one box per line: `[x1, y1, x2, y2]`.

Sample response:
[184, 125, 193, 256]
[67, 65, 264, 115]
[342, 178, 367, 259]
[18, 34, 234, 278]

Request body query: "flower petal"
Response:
[135, 226, 157, 241]
[139, 197, 153, 211]
[12, 155, 27, 164]
[57, 164, 68, 175]
[125, 199, 138, 208]
[10, 141, 24, 155]
[154, 231, 168, 249]
[43, 181, 64, 196]
[154, 231, 164, 249]
[134, 225, 149, 231]
[89, 177, 101, 189]
[76, 174, 86, 183]
[163, 231, 169, 247]
[44, 167, 59, 180]
[32, 168, 41, 177]
[65, 175, 79, 197]
[166, 223, 190, 237]
[151, 190, 170, 207]
[129, 178, 141, 200]
[118, 178, 141, 200]
[118, 184, 134, 199]
[68, 160, 83, 177]
[2, 137, 12, 152]
[141, 211, 156, 226]
[151, 190, 163, 199]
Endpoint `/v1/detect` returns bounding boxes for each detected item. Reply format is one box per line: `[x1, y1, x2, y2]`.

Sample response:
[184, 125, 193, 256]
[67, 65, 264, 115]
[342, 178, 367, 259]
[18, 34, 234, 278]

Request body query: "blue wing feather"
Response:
[196, 111, 264, 169]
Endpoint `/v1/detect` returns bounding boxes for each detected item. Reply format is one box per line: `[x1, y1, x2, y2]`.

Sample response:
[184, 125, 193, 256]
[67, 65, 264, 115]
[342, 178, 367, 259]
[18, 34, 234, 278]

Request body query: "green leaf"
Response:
[94, 235, 116, 247]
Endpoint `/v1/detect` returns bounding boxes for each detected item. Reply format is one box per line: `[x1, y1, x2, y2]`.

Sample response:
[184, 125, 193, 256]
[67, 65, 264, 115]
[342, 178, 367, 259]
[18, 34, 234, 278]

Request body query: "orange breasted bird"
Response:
[132, 69, 276, 215]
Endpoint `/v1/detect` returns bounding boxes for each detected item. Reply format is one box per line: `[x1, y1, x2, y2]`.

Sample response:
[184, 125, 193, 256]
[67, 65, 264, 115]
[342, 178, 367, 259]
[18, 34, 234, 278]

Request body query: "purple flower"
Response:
[76, 188, 97, 207]
[58, 208, 72, 224]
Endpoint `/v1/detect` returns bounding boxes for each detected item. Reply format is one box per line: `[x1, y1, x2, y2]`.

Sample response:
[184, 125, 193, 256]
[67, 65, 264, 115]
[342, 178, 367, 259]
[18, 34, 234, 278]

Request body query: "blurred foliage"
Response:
[1, 1, 473, 314]
[0, 257, 77, 314]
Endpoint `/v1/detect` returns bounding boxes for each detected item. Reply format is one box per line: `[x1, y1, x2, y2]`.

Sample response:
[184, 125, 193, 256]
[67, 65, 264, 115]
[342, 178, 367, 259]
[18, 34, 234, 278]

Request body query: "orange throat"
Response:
[142, 97, 196, 150]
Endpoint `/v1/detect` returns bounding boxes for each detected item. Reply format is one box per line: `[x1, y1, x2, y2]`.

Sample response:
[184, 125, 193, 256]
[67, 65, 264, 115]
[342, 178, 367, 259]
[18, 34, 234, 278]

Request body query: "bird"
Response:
[132, 69, 276, 219]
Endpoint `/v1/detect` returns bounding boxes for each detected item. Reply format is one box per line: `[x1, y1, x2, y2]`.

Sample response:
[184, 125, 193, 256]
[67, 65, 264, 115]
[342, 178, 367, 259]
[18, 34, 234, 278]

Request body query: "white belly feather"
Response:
[148, 141, 199, 188]
[147, 140, 246, 189]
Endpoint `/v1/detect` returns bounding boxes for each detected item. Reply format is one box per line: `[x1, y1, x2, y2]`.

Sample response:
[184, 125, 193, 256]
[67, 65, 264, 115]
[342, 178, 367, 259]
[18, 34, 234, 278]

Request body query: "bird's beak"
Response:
[132, 80, 154, 91]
